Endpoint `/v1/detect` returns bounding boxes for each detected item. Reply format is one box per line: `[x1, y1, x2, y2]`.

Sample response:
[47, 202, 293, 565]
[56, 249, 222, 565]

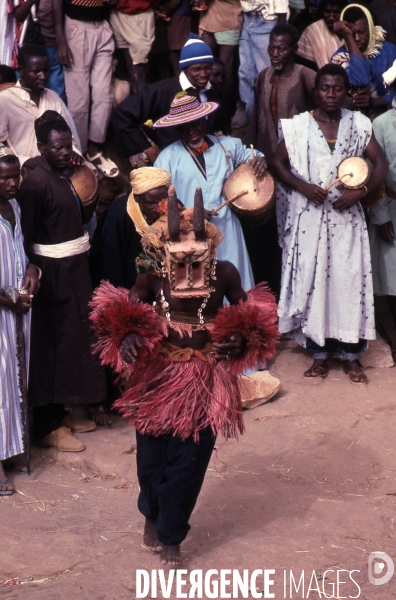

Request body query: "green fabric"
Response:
[214, 29, 241, 46]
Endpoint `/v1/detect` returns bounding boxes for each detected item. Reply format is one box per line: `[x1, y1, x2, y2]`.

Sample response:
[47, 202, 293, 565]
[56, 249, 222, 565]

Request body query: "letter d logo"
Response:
[368, 552, 394, 585]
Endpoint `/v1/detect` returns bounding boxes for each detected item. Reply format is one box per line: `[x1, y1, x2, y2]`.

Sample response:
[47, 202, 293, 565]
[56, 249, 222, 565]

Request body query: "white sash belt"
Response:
[32, 232, 90, 258]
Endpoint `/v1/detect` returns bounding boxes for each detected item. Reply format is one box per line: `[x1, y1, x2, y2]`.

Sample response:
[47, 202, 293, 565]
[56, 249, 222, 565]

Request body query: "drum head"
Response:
[70, 164, 98, 206]
[337, 157, 369, 190]
[223, 163, 275, 213]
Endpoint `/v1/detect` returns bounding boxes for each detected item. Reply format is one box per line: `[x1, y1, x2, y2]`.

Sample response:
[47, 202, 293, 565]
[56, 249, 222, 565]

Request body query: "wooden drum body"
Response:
[69, 164, 98, 208]
[222, 163, 275, 227]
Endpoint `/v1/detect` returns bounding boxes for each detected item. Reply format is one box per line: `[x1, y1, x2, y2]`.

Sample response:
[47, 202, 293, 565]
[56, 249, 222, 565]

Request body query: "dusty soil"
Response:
[2, 342, 396, 599]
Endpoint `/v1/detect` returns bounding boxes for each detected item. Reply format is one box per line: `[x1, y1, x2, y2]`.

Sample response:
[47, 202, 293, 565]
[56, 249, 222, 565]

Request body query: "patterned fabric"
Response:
[0, 199, 30, 460]
[276, 109, 375, 350]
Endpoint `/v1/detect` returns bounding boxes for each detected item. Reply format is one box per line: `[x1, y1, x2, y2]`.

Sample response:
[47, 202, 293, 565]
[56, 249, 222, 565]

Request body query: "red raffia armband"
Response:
[89, 281, 162, 372]
[210, 283, 279, 375]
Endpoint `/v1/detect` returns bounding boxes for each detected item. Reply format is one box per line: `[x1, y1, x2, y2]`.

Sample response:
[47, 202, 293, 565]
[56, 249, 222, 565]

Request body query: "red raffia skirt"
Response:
[114, 354, 244, 442]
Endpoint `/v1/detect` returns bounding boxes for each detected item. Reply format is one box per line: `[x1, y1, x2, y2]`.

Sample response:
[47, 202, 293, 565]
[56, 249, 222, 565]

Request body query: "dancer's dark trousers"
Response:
[136, 427, 216, 545]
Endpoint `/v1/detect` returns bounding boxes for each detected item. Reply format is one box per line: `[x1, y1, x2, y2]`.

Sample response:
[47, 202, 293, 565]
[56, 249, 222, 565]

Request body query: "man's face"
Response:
[306, 0, 318, 18]
[349, 17, 370, 52]
[19, 56, 50, 93]
[315, 74, 346, 111]
[0, 161, 20, 201]
[184, 63, 212, 90]
[321, 3, 343, 32]
[268, 34, 296, 71]
[38, 130, 73, 171]
[178, 119, 206, 146]
[135, 185, 168, 225]
[210, 63, 225, 86]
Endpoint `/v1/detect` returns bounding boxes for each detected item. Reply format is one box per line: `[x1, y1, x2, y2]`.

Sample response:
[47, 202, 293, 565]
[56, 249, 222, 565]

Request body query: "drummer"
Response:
[153, 92, 267, 291]
[271, 63, 388, 384]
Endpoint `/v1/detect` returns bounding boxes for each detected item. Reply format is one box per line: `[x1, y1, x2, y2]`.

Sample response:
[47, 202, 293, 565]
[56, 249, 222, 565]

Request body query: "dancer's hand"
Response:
[120, 332, 143, 364]
[213, 333, 245, 359]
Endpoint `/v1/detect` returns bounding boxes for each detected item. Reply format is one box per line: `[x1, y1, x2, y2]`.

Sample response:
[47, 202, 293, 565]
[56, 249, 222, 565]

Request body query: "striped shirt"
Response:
[0, 199, 30, 460]
[296, 18, 343, 69]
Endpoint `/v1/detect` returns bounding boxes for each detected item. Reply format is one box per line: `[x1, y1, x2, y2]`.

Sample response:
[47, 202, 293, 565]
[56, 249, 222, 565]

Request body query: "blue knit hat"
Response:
[179, 33, 214, 70]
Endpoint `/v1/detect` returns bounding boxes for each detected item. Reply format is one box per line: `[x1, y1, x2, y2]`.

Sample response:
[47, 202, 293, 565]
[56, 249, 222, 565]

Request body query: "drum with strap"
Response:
[221, 163, 276, 227]
[326, 156, 384, 208]
[69, 164, 98, 208]
[326, 156, 385, 208]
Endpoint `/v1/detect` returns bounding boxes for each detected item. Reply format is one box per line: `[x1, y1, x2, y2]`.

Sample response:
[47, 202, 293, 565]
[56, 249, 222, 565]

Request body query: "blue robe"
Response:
[155, 135, 257, 291]
[0, 199, 30, 460]
[331, 42, 396, 107]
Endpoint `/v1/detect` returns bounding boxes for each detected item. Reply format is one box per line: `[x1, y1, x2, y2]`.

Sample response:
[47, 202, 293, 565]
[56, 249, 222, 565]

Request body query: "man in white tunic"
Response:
[153, 92, 267, 291]
[271, 64, 388, 384]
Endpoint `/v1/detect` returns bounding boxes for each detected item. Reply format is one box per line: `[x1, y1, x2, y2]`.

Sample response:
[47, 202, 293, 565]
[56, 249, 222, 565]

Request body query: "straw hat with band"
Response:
[152, 92, 219, 129]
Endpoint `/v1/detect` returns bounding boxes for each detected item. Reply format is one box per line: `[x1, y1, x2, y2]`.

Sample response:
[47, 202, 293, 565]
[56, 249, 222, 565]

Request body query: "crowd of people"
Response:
[1, 0, 396, 567]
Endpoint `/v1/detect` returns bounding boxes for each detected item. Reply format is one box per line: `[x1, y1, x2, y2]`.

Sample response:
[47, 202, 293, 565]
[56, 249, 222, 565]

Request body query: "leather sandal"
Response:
[304, 364, 329, 378]
[0, 478, 15, 496]
[342, 363, 368, 385]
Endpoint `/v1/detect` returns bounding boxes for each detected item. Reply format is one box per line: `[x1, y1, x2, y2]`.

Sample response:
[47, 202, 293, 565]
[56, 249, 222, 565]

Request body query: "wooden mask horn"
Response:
[167, 185, 180, 242]
[193, 187, 205, 241]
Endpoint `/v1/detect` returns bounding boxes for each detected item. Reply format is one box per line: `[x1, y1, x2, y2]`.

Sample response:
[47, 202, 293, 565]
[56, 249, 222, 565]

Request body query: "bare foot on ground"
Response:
[143, 518, 164, 553]
[89, 405, 113, 426]
[160, 544, 182, 566]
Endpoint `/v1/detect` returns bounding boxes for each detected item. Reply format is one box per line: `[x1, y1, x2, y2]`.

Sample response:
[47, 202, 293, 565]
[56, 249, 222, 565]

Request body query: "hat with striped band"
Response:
[179, 33, 214, 69]
[152, 92, 218, 128]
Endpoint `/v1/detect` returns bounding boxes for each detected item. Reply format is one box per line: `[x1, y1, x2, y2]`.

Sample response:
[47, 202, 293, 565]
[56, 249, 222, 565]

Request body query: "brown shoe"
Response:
[39, 426, 85, 452]
[61, 415, 96, 433]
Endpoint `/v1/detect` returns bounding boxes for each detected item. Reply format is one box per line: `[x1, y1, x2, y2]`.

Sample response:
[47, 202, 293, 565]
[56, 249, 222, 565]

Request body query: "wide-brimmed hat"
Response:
[152, 92, 218, 128]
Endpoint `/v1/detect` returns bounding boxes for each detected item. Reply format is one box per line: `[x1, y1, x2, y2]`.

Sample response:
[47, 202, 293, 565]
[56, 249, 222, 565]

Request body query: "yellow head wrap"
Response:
[340, 4, 386, 58]
[127, 167, 172, 236]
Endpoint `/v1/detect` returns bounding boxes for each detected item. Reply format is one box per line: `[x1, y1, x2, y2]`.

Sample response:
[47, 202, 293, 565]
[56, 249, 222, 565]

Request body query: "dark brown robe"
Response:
[247, 64, 316, 161]
[17, 160, 106, 407]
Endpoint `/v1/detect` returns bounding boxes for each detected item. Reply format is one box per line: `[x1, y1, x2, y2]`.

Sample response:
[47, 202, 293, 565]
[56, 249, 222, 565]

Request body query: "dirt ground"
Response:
[2, 341, 396, 599]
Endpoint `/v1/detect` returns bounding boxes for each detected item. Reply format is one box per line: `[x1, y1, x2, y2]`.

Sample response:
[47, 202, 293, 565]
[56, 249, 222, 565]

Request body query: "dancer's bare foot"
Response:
[160, 544, 182, 566]
[342, 360, 368, 385]
[0, 462, 14, 495]
[304, 358, 328, 378]
[89, 405, 113, 426]
[143, 518, 164, 553]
